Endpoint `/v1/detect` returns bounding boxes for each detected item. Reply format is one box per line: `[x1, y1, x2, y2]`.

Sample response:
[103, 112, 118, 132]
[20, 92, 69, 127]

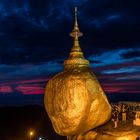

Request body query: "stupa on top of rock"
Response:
[44, 7, 112, 136]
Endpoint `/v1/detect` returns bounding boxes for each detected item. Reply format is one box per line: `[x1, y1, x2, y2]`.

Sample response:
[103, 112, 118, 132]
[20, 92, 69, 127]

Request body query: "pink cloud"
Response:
[0, 77, 49, 86]
[16, 85, 45, 94]
[0, 86, 13, 93]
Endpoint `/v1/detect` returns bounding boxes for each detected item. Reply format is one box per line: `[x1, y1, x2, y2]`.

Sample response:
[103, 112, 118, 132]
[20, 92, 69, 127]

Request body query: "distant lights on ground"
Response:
[39, 137, 45, 140]
[30, 131, 33, 136]
[28, 130, 46, 140]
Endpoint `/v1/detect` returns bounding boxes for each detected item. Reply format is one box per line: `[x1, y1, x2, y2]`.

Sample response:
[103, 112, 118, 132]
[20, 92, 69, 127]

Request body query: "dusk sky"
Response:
[0, 0, 140, 105]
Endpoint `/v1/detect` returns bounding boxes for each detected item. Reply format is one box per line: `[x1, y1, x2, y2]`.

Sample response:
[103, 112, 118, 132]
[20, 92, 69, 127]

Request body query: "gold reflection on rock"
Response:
[44, 7, 111, 136]
[68, 121, 140, 140]
[68, 102, 140, 140]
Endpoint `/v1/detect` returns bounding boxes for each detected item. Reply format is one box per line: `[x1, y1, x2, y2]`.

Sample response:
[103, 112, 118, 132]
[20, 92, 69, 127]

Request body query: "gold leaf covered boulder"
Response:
[68, 121, 140, 140]
[44, 8, 111, 136]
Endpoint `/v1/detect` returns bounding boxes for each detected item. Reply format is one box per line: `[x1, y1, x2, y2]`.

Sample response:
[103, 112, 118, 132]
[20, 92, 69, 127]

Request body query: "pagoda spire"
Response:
[70, 7, 83, 52]
[64, 7, 89, 68]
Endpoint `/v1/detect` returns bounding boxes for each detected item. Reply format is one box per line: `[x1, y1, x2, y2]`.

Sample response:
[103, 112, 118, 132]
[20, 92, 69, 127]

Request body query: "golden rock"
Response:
[44, 7, 111, 136]
[68, 121, 140, 140]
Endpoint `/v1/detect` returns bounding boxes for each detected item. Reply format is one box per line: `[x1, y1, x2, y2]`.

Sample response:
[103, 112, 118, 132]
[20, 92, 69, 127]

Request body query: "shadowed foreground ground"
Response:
[0, 105, 66, 140]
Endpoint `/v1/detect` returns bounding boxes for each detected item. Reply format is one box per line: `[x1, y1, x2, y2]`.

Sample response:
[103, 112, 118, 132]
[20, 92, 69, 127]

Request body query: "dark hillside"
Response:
[0, 105, 66, 140]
